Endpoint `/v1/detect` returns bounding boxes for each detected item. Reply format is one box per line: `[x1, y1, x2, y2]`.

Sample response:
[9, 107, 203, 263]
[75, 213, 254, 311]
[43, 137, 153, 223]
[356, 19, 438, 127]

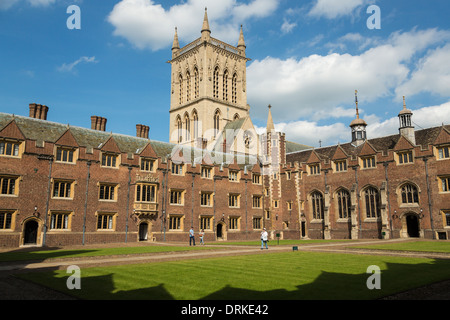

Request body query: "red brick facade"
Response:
[1, 105, 449, 248]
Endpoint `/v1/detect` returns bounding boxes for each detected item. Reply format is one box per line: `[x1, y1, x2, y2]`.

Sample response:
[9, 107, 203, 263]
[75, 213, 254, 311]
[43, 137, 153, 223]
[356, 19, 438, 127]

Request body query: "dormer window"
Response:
[397, 151, 413, 165]
[309, 163, 320, 175]
[334, 160, 347, 172]
[56, 147, 75, 163]
[101, 153, 118, 168]
[437, 146, 450, 160]
[0, 140, 21, 157]
[361, 156, 376, 169]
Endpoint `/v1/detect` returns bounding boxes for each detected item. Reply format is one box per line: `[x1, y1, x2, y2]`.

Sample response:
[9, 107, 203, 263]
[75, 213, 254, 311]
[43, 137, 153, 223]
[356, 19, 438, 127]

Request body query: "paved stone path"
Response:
[0, 239, 449, 300]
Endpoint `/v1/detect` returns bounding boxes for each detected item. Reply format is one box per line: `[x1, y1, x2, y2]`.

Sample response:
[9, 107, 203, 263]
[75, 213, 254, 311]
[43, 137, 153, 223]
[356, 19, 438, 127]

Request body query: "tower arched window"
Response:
[178, 74, 183, 105]
[184, 114, 190, 142]
[337, 189, 351, 219]
[400, 183, 419, 204]
[176, 116, 182, 143]
[186, 71, 191, 102]
[192, 111, 198, 140]
[223, 70, 229, 101]
[311, 191, 324, 220]
[214, 110, 220, 138]
[213, 67, 219, 99]
[232, 73, 237, 103]
[364, 187, 381, 218]
[194, 67, 199, 99]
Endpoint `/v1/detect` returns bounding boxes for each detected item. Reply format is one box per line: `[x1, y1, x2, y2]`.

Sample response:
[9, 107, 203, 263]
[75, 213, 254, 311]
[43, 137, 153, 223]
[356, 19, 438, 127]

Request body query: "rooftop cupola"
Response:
[349, 90, 367, 146]
[398, 96, 415, 145]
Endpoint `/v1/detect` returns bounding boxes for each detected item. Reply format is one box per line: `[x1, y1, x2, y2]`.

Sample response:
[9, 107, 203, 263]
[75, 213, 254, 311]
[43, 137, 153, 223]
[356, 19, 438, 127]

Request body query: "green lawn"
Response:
[353, 241, 450, 253]
[0, 245, 216, 262]
[18, 251, 450, 300]
[213, 239, 355, 246]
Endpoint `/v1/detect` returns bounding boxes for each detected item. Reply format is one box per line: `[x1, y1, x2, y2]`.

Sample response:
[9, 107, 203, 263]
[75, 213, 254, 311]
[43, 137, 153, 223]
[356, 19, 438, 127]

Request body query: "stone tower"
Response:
[168, 8, 251, 149]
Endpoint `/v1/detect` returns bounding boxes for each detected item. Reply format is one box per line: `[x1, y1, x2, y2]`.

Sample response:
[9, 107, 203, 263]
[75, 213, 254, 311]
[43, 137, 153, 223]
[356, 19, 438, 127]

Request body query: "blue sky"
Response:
[1, 0, 450, 147]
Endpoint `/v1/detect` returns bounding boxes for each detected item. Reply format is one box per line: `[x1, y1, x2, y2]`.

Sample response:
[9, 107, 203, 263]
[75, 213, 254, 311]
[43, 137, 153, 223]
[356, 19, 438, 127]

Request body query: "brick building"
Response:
[0, 11, 449, 248]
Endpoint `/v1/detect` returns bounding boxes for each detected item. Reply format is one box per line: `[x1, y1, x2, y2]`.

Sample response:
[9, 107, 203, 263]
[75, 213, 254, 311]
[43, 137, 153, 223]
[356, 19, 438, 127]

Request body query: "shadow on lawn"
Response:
[37, 258, 450, 300]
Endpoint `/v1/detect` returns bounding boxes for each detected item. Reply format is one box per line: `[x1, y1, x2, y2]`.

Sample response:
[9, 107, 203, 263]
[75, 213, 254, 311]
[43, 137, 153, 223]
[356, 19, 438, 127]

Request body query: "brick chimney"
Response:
[136, 124, 149, 139]
[29, 103, 49, 120]
[90, 116, 107, 131]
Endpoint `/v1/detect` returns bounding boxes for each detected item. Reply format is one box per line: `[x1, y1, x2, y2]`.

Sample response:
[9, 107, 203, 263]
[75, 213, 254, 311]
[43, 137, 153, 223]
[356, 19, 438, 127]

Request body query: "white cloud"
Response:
[0, 0, 20, 10]
[247, 28, 450, 122]
[281, 18, 296, 34]
[0, 0, 56, 10]
[308, 0, 369, 19]
[57, 56, 98, 73]
[396, 44, 450, 99]
[27, 0, 56, 6]
[272, 101, 450, 148]
[107, 0, 279, 51]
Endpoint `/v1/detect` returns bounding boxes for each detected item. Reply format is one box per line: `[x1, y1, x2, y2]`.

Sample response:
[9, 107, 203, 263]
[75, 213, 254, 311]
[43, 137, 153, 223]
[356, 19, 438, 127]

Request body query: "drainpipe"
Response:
[383, 162, 392, 238]
[125, 166, 132, 243]
[191, 173, 195, 228]
[245, 177, 248, 239]
[82, 161, 91, 245]
[353, 166, 362, 239]
[423, 157, 435, 239]
[213, 176, 217, 241]
[40, 155, 53, 247]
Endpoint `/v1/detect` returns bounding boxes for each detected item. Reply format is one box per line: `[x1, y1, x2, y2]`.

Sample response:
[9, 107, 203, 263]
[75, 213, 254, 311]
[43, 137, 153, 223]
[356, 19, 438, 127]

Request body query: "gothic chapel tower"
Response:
[168, 8, 251, 149]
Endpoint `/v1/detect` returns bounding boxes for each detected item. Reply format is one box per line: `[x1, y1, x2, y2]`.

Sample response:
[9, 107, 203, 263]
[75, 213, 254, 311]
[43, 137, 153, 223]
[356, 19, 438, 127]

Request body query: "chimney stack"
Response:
[136, 124, 149, 139]
[90, 116, 107, 131]
[29, 103, 49, 120]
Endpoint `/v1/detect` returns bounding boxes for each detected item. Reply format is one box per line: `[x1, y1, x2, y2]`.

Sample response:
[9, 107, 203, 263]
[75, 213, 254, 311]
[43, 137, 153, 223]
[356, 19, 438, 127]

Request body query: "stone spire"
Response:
[267, 105, 275, 132]
[201, 7, 211, 41]
[238, 25, 246, 56]
[172, 27, 180, 57]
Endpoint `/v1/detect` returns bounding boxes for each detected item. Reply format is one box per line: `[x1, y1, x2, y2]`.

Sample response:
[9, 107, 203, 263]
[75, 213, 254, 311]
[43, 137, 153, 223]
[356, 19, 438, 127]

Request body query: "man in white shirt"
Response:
[261, 228, 268, 249]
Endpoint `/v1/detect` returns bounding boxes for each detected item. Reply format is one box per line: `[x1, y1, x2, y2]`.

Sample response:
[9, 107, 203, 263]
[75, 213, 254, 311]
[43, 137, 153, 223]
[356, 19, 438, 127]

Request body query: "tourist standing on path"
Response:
[189, 227, 196, 246]
[199, 229, 205, 245]
[261, 228, 268, 249]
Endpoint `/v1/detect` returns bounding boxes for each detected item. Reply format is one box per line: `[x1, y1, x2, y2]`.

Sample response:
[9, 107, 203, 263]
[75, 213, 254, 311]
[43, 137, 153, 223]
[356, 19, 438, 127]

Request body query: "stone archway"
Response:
[139, 221, 152, 241]
[406, 214, 420, 238]
[23, 219, 39, 245]
[216, 222, 226, 241]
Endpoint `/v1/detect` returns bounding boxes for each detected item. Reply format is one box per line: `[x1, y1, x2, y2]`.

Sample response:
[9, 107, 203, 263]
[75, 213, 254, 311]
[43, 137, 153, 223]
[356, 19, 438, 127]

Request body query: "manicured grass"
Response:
[212, 239, 354, 246]
[0, 245, 217, 263]
[353, 241, 450, 253]
[18, 251, 450, 300]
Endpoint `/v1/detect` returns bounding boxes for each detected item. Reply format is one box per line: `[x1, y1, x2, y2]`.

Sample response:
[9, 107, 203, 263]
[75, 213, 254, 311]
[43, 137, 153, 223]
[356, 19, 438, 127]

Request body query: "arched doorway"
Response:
[23, 220, 39, 245]
[139, 222, 149, 241]
[406, 214, 420, 238]
[216, 222, 226, 241]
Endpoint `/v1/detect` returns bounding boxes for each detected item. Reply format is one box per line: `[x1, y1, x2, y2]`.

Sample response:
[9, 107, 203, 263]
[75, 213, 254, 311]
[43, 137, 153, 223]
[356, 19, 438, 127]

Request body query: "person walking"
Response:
[189, 227, 195, 246]
[261, 228, 268, 250]
[199, 229, 205, 245]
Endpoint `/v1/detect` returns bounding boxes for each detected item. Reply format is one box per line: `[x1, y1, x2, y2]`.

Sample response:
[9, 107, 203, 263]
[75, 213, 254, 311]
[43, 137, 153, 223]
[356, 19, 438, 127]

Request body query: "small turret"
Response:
[172, 27, 180, 58]
[398, 96, 416, 145]
[349, 90, 367, 146]
[237, 25, 246, 56]
[201, 7, 211, 42]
